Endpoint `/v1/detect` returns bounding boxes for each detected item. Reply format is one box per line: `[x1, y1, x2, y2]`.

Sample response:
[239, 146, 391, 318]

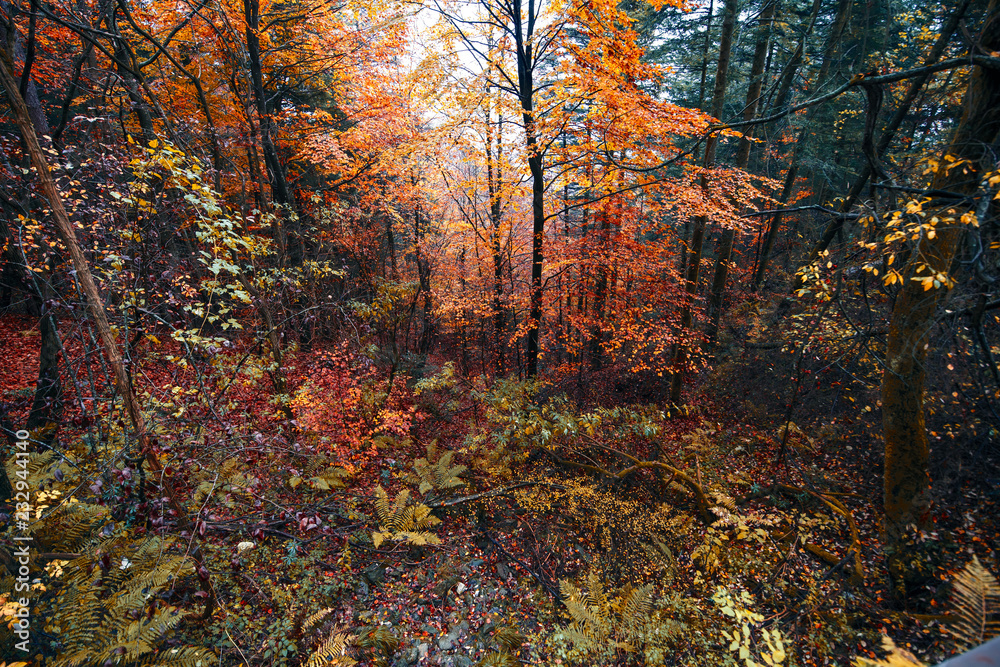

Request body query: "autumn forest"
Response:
[0, 0, 999, 663]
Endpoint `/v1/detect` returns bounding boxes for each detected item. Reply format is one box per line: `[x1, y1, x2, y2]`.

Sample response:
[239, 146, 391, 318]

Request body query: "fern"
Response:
[371, 485, 442, 547]
[305, 629, 355, 667]
[493, 625, 526, 653]
[302, 608, 335, 634]
[474, 625, 524, 667]
[474, 652, 520, 667]
[558, 565, 654, 655]
[410, 441, 466, 495]
[33, 502, 110, 552]
[36, 519, 209, 667]
[948, 556, 1000, 651]
[356, 626, 399, 667]
[190, 457, 261, 507]
[4, 450, 60, 484]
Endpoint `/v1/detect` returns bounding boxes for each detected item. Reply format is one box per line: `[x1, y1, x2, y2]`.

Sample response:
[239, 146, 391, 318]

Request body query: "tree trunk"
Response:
[510, 0, 544, 379]
[0, 0, 49, 137]
[26, 311, 62, 447]
[486, 83, 506, 372]
[670, 0, 738, 405]
[881, 2, 1000, 559]
[243, 0, 301, 264]
[706, 0, 776, 341]
[753, 0, 852, 288]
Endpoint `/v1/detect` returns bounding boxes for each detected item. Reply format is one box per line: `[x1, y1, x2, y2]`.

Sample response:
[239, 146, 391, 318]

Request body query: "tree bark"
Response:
[26, 311, 62, 447]
[0, 0, 50, 137]
[509, 0, 544, 379]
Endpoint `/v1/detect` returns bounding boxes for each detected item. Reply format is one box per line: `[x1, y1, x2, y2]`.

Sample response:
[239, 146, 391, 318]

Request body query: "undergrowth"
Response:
[1, 354, 997, 667]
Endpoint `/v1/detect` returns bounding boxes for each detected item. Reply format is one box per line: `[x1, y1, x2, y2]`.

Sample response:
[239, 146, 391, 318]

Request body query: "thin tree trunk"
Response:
[753, 0, 853, 288]
[670, 0, 738, 405]
[707, 0, 776, 341]
[513, 0, 544, 379]
[243, 0, 300, 263]
[26, 310, 63, 447]
[0, 0, 49, 137]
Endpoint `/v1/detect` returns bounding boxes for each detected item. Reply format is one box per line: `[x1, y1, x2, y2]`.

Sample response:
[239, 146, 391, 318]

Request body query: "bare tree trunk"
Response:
[754, 0, 852, 288]
[670, 0, 738, 405]
[706, 0, 776, 341]
[0, 0, 50, 137]
[26, 310, 62, 447]
[243, 0, 300, 264]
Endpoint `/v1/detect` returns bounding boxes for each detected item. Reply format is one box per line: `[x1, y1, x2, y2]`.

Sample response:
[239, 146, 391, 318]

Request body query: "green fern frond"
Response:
[948, 556, 1000, 651]
[408, 504, 442, 530]
[561, 580, 608, 642]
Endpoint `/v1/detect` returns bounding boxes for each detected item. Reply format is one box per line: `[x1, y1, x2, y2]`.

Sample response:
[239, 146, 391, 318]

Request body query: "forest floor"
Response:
[2, 314, 998, 667]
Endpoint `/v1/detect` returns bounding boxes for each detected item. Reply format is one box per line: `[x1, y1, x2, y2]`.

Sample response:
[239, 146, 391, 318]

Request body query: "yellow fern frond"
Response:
[948, 556, 1000, 651]
[374, 485, 392, 526]
[302, 608, 335, 634]
[306, 630, 355, 667]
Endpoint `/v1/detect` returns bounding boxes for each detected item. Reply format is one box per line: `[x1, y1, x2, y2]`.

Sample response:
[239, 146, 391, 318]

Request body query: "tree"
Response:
[880, 3, 1000, 565]
[670, 0, 737, 406]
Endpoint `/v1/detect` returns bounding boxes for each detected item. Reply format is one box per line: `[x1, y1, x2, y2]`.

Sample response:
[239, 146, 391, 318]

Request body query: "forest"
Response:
[0, 0, 999, 663]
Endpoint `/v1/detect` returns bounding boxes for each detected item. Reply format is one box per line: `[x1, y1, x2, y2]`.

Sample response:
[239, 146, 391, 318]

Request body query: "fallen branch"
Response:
[779, 484, 864, 584]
